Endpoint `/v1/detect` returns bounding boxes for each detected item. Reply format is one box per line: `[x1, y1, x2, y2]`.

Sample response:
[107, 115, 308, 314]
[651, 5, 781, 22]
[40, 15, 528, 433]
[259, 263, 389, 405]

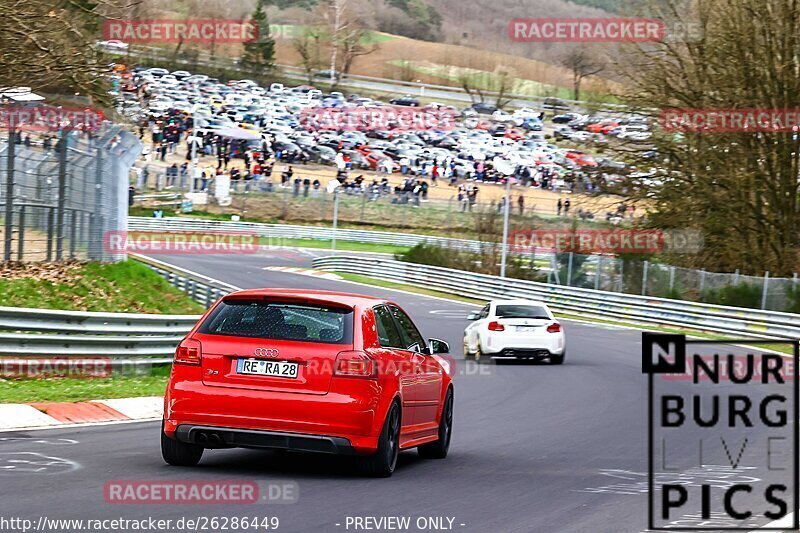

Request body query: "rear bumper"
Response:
[175, 425, 356, 455]
[164, 369, 387, 454]
[484, 333, 565, 356]
[490, 348, 558, 358]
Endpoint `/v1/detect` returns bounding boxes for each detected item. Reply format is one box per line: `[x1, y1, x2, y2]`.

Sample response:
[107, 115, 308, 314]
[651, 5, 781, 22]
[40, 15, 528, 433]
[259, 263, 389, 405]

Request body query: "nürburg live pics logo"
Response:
[643, 333, 798, 530]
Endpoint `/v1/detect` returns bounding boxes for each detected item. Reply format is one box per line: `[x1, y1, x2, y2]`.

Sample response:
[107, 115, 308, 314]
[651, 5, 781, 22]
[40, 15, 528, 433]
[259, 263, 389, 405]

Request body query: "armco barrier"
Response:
[0, 256, 235, 361]
[127, 216, 495, 253]
[312, 256, 800, 339]
[0, 308, 199, 360]
[131, 253, 236, 307]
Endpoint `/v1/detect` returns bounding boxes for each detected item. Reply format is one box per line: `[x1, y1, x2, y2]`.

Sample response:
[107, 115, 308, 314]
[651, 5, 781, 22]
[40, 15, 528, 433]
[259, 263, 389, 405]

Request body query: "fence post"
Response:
[332, 189, 339, 252]
[69, 210, 77, 259]
[761, 271, 770, 310]
[360, 192, 366, 223]
[566, 252, 573, 286]
[90, 147, 104, 260]
[642, 260, 649, 296]
[46, 208, 54, 261]
[618, 259, 624, 293]
[55, 129, 68, 261]
[669, 266, 676, 292]
[4, 125, 15, 262]
[16, 205, 25, 261]
[734, 269, 740, 285]
[595, 256, 602, 290]
[699, 268, 706, 295]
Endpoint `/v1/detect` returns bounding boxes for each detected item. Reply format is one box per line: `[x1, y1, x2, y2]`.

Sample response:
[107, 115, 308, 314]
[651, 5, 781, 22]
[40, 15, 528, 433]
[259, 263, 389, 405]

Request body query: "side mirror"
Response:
[427, 338, 450, 355]
[466, 312, 479, 320]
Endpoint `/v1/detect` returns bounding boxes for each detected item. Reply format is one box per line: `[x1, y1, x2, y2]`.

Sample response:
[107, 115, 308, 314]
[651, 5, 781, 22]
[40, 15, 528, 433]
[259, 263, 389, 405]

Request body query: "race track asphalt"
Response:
[0, 249, 793, 533]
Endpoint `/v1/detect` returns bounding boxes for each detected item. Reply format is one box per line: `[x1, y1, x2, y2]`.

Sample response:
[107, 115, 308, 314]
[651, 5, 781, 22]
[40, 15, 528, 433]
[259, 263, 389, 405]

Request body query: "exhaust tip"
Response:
[196, 432, 209, 444]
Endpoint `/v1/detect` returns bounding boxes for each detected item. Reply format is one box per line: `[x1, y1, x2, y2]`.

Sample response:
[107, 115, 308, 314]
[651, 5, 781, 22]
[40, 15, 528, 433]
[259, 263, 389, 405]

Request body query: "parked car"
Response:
[543, 98, 570, 111]
[162, 289, 455, 477]
[470, 102, 498, 115]
[390, 95, 420, 107]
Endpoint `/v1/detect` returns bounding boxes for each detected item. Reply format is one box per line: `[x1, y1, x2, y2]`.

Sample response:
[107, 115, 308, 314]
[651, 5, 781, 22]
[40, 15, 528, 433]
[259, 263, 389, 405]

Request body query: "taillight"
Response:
[547, 323, 562, 333]
[174, 338, 202, 365]
[334, 350, 376, 378]
[488, 321, 505, 331]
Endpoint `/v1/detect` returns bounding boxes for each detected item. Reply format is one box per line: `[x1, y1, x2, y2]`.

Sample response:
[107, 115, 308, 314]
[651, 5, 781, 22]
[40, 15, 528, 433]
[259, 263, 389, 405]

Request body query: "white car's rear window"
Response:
[495, 305, 550, 319]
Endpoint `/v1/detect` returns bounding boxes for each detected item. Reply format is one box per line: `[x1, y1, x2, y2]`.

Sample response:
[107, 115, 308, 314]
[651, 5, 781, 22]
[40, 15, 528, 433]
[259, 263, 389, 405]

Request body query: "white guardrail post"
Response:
[311, 256, 800, 340]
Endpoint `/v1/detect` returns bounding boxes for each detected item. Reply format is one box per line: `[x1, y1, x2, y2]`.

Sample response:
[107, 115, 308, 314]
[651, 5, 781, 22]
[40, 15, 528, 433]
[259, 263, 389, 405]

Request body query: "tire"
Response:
[550, 351, 566, 365]
[463, 338, 473, 358]
[358, 402, 401, 478]
[475, 343, 493, 364]
[161, 422, 204, 467]
[418, 388, 453, 459]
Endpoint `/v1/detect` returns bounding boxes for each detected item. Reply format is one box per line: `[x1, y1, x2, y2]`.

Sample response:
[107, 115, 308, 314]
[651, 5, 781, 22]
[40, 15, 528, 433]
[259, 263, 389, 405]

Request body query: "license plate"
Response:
[236, 358, 299, 379]
[516, 326, 539, 332]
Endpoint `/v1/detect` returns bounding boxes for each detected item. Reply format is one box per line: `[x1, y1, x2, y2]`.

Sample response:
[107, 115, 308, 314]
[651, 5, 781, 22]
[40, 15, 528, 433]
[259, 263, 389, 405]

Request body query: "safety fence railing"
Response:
[0, 306, 199, 363]
[312, 256, 800, 340]
[127, 216, 488, 252]
[1, 124, 142, 263]
[0, 256, 235, 363]
[131, 253, 235, 308]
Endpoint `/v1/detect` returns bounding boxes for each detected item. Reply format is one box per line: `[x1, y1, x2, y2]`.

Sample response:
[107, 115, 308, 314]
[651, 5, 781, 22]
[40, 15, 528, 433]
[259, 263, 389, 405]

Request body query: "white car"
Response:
[463, 300, 566, 364]
[97, 40, 129, 52]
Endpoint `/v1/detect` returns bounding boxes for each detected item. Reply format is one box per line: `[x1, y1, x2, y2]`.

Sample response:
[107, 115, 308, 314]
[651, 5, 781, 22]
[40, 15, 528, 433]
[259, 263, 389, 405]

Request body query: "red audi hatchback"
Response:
[161, 289, 454, 477]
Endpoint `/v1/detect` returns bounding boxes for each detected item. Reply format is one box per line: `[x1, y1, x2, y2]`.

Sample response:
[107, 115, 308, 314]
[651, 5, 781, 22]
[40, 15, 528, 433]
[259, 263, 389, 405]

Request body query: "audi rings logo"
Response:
[254, 348, 279, 358]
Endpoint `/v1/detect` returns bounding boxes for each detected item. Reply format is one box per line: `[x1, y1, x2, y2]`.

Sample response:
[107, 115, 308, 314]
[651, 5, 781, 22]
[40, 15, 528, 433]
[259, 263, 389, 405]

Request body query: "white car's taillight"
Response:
[547, 323, 562, 333]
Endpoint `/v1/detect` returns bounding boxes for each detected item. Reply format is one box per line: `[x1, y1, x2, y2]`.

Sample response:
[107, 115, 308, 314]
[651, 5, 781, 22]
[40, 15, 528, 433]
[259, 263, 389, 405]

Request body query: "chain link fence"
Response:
[0, 125, 142, 262]
[547, 253, 800, 312]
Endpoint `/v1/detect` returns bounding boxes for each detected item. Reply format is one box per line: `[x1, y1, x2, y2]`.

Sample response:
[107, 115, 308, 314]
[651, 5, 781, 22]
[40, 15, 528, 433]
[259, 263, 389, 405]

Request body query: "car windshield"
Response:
[199, 300, 354, 344]
[495, 305, 550, 319]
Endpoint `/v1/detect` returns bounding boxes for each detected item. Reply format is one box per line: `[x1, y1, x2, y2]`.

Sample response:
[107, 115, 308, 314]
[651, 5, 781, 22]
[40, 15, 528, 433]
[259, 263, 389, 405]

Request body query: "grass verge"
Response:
[263, 237, 409, 255]
[0, 366, 170, 404]
[0, 261, 205, 314]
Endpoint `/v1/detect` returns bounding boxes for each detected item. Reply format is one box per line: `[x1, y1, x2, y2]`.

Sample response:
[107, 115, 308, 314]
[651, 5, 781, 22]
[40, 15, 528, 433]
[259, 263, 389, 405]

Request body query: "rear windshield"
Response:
[199, 300, 353, 344]
[495, 305, 550, 319]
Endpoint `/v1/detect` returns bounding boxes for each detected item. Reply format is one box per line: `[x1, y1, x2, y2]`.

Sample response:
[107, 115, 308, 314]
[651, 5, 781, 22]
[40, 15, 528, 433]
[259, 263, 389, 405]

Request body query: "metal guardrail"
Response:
[128, 216, 492, 253]
[132, 253, 235, 308]
[312, 256, 800, 339]
[0, 256, 237, 361]
[0, 308, 198, 360]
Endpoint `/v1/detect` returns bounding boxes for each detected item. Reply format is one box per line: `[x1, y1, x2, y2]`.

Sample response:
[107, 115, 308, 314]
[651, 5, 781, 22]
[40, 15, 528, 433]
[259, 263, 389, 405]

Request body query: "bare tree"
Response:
[293, 28, 323, 84]
[617, 0, 800, 275]
[561, 46, 604, 102]
[0, 0, 132, 106]
[315, 0, 378, 86]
